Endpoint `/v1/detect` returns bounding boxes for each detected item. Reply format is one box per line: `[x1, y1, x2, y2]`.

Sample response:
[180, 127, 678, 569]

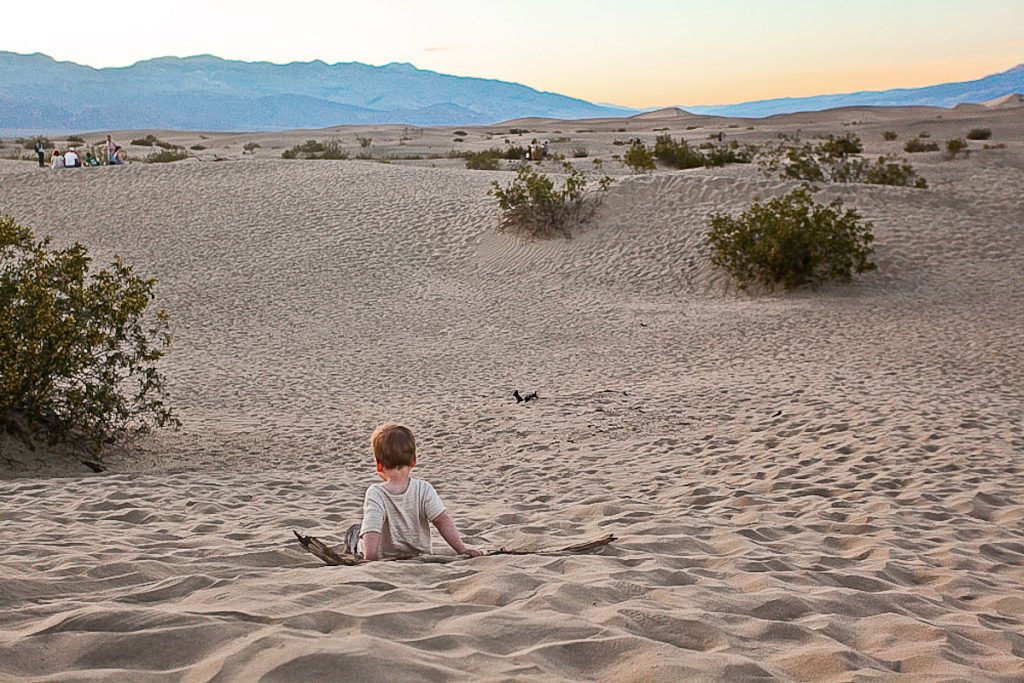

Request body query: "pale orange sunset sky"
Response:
[4, 0, 1022, 106]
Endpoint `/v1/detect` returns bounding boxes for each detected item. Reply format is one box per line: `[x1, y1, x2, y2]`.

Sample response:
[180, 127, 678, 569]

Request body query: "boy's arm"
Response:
[361, 531, 382, 561]
[432, 511, 483, 557]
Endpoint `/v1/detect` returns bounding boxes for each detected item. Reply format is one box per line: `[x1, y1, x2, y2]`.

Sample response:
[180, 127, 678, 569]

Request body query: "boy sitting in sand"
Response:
[358, 423, 482, 561]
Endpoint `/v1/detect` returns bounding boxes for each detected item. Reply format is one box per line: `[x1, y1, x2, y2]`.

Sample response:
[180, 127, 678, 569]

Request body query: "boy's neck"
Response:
[380, 466, 412, 493]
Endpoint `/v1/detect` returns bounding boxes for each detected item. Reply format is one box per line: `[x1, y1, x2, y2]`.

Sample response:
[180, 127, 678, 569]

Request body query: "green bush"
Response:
[190, 144, 207, 151]
[453, 131, 467, 137]
[654, 135, 705, 169]
[882, 131, 898, 141]
[145, 149, 189, 163]
[966, 128, 991, 140]
[0, 216, 177, 451]
[491, 162, 611, 239]
[281, 139, 347, 160]
[17, 136, 53, 149]
[465, 152, 501, 170]
[904, 138, 939, 153]
[66, 135, 85, 144]
[243, 142, 261, 153]
[131, 134, 159, 147]
[357, 136, 372, 148]
[707, 186, 876, 291]
[946, 138, 969, 157]
[571, 146, 589, 158]
[623, 143, 656, 173]
[862, 156, 928, 188]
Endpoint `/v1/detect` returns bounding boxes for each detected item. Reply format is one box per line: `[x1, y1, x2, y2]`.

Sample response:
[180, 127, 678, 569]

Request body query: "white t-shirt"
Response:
[360, 478, 446, 557]
[64, 151, 78, 166]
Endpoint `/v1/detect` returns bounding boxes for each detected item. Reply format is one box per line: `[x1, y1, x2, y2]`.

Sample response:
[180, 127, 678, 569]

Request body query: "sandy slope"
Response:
[0, 108, 1022, 681]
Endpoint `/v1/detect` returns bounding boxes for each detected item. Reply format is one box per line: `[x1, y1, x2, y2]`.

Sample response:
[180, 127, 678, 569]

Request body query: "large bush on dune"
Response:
[707, 186, 877, 291]
[0, 216, 177, 451]
[491, 162, 611, 239]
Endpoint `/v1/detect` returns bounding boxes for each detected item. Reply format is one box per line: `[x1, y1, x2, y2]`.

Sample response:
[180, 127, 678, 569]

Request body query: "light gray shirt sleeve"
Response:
[360, 487, 386, 535]
[423, 482, 446, 522]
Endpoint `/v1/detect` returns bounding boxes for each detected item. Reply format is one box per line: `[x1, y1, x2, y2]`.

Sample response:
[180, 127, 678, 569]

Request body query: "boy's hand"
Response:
[462, 548, 484, 558]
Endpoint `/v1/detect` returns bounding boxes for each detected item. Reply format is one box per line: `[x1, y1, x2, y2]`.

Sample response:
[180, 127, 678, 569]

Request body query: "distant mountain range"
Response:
[685, 64, 1024, 117]
[0, 52, 1021, 134]
[0, 52, 633, 133]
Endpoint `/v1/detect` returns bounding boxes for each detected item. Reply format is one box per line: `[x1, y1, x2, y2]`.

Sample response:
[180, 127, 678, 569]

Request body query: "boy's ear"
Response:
[411, 456, 417, 468]
[375, 460, 384, 473]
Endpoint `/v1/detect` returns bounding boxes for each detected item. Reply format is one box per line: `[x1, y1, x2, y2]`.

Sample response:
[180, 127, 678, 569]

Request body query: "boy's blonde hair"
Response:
[371, 423, 416, 468]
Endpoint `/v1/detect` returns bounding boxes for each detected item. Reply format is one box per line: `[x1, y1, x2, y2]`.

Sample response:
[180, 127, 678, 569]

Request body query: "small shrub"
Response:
[903, 138, 938, 153]
[66, 135, 85, 144]
[453, 131, 467, 137]
[571, 146, 589, 158]
[190, 144, 207, 151]
[281, 139, 347, 160]
[509, 128, 529, 135]
[131, 135, 158, 147]
[882, 131, 898, 141]
[983, 143, 1007, 150]
[453, 137, 465, 143]
[17, 136, 53, 149]
[623, 143, 656, 173]
[491, 162, 611, 239]
[145, 149, 188, 163]
[918, 131, 931, 138]
[357, 136, 372, 148]
[966, 128, 991, 140]
[0, 216, 177, 451]
[946, 138, 968, 157]
[465, 152, 500, 170]
[862, 156, 928, 188]
[707, 186, 876, 292]
[154, 140, 182, 150]
[243, 142, 261, 153]
[654, 135, 705, 170]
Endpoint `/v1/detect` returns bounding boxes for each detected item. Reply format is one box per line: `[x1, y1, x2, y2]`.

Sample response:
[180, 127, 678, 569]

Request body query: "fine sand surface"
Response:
[1, 105, 1023, 681]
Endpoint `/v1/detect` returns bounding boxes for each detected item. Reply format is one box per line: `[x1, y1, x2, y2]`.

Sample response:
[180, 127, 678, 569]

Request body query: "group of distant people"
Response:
[37, 135, 127, 169]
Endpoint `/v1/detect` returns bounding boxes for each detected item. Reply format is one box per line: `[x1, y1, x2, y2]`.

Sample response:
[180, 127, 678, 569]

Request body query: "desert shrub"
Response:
[551, 137, 571, 143]
[131, 135, 158, 147]
[983, 143, 1007, 150]
[17, 136, 53, 149]
[946, 138, 969, 157]
[0, 216, 177, 451]
[453, 131, 467, 137]
[571, 146, 589, 158]
[818, 134, 863, 158]
[190, 144, 207, 151]
[66, 135, 85, 144]
[453, 137, 465, 143]
[357, 136, 372, 148]
[491, 162, 611, 239]
[707, 186, 876, 292]
[703, 141, 755, 167]
[509, 128, 529, 135]
[145, 149, 188, 163]
[281, 139, 347, 160]
[154, 140, 182, 150]
[623, 143, 655, 173]
[654, 135, 704, 169]
[465, 152, 500, 170]
[862, 156, 928, 188]
[904, 138, 939, 153]
[966, 128, 991, 140]
[882, 131, 898, 141]
[918, 131, 931, 138]
[243, 142, 261, 153]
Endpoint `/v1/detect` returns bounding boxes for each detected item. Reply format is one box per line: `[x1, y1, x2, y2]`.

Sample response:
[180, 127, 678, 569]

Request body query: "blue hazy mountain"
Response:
[0, 52, 634, 132]
[685, 64, 1024, 117]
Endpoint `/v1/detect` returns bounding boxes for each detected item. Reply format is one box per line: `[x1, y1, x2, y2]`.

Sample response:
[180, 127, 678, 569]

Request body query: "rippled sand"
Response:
[1, 107, 1022, 681]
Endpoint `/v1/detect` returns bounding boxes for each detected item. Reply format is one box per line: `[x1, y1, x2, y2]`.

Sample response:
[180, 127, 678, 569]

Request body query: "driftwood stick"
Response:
[293, 530, 616, 566]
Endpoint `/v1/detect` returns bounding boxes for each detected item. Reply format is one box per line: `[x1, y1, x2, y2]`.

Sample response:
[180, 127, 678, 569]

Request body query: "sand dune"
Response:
[1, 107, 1022, 681]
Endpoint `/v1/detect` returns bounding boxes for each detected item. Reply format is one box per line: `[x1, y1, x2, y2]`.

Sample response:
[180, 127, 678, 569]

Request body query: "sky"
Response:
[5, 0, 1023, 107]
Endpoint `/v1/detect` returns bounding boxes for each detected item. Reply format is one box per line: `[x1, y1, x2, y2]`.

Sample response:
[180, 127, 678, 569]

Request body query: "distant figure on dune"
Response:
[50, 149, 64, 169]
[85, 150, 100, 167]
[355, 423, 482, 561]
[105, 135, 117, 164]
[111, 146, 126, 165]
[34, 140, 45, 167]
